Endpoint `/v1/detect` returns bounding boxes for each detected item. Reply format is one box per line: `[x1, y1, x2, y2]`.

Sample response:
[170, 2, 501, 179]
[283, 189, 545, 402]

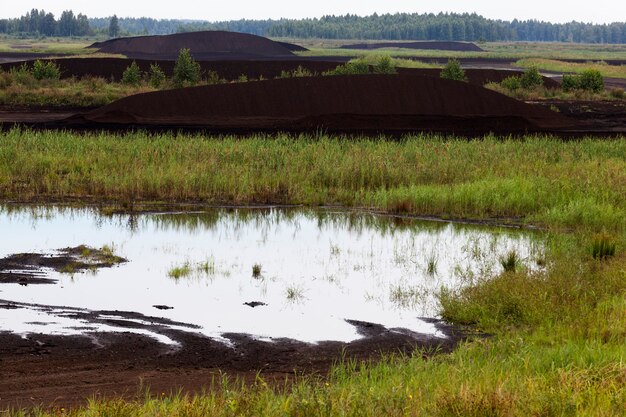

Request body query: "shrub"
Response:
[278, 65, 313, 78]
[562, 74, 579, 91]
[9, 63, 35, 87]
[562, 69, 604, 93]
[148, 63, 166, 88]
[324, 61, 370, 76]
[173, 48, 201, 88]
[121, 61, 142, 86]
[578, 69, 604, 93]
[500, 75, 522, 91]
[520, 66, 543, 89]
[32, 60, 61, 80]
[205, 70, 222, 85]
[440, 58, 466, 82]
[373, 55, 396, 74]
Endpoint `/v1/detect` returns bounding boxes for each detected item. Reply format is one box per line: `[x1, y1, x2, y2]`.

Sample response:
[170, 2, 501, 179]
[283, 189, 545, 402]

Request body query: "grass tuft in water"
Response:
[252, 263, 262, 278]
[499, 250, 519, 273]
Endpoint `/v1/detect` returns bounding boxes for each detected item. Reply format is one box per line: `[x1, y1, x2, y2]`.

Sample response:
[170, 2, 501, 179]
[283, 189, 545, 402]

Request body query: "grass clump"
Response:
[278, 65, 314, 78]
[167, 262, 192, 279]
[499, 250, 520, 272]
[252, 263, 262, 278]
[168, 259, 219, 279]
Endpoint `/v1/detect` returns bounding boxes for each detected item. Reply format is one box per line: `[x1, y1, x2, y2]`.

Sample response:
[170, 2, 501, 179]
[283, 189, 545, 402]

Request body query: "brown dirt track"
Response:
[89, 31, 297, 60]
[59, 74, 574, 135]
[340, 41, 484, 52]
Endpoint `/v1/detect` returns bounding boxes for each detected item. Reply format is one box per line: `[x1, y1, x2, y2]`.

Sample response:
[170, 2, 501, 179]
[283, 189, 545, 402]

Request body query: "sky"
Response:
[2, 0, 624, 24]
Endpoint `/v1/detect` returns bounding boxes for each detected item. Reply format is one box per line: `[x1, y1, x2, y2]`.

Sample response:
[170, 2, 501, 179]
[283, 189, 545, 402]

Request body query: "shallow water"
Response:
[0, 206, 542, 344]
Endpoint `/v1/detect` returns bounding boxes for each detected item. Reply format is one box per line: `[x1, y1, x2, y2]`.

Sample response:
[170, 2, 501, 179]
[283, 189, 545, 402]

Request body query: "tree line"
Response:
[1, 10, 625, 44]
[0, 9, 90, 37]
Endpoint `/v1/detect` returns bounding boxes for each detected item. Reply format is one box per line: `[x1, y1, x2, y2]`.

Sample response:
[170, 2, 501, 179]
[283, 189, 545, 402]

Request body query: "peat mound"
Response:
[67, 74, 574, 135]
[89, 31, 296, 60]
[399, 68, 560, 88]
[0, 58, 558, 88]
[340, 41, 484, 52]
[0, 57, 341, 82]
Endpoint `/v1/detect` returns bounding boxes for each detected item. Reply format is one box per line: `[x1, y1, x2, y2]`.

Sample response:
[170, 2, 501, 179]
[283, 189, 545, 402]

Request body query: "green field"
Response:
[2, 130, 625, 416]
[294, 40, 626, 61]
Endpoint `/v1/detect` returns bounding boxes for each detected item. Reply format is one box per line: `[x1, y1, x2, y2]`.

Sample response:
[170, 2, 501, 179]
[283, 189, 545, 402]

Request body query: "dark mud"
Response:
[0, 299, 469, 409]
[0, 245, 127, 285]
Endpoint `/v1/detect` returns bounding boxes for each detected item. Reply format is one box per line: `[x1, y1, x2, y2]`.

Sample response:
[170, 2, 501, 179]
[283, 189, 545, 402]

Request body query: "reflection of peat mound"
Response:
[67, 75, 574, 135]
[340, 41, 484, 52]
[89, 31, 298, 60]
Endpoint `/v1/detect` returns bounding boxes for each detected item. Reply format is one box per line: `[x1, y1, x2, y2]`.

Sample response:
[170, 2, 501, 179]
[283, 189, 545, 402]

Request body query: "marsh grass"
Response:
[1, 130, 626, 233]
[168, 258, 219, 279]
[167, 262, 192, 279]
[285, 285, 304, 301]
[516, 58, 626, 79]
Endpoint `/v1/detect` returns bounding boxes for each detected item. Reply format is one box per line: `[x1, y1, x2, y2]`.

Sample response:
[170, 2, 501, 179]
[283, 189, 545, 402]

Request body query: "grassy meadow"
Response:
[516, 58, 626, 79]
[294, 40, 626, 61]
[2, 130, 625, 416]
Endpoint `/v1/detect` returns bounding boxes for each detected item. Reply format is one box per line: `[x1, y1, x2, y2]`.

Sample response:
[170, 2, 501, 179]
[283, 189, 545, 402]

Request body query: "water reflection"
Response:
[0, 205, 543, 343]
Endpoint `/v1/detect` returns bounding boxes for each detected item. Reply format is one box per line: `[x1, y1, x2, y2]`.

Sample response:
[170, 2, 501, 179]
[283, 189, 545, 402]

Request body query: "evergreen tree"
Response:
[109, 15, 120, 38]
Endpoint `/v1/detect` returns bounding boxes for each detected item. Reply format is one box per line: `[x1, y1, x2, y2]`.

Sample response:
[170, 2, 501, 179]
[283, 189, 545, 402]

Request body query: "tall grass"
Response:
[1, 130, 626, 232]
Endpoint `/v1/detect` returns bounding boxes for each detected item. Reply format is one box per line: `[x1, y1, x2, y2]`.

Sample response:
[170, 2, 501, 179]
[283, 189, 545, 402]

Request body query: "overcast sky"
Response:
[2, 0, 623, 24]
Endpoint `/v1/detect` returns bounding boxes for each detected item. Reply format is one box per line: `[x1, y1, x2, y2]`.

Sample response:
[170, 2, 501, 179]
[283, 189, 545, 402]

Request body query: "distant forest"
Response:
[2, 9, 626, 43]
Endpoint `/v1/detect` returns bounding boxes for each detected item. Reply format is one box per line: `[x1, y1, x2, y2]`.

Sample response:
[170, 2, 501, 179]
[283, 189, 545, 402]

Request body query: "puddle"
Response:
[0, 206, 543, 344]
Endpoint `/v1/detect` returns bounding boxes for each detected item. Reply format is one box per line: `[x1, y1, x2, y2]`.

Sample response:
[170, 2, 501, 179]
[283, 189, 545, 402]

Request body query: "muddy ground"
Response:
[0, 242, 469, 409]
[0, 303, 467, 409]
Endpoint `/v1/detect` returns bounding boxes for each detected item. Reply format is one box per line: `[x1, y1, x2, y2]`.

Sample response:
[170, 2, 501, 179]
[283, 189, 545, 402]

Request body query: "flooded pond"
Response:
[0, 206, 543, 345]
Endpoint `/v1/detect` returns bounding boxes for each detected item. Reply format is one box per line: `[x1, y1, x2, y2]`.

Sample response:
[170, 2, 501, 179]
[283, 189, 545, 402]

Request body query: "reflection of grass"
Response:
[389, 285, 427, 308]
[167, 262, 192, 279]
[426, 255, 438, 276]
